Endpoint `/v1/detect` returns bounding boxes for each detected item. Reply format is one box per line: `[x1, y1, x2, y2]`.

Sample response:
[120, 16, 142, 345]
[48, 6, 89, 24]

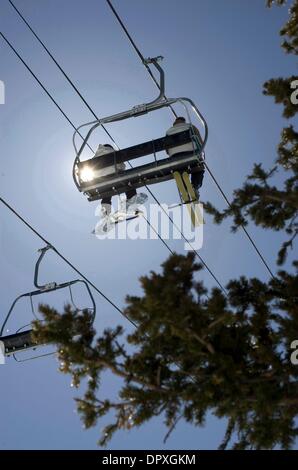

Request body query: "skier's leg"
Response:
[101, 197, 112, 218]
[94, 197, 113, 235]
[125, 189, 137, 200]
[191, 169, 205, 200]
[126, 189, 148, 213]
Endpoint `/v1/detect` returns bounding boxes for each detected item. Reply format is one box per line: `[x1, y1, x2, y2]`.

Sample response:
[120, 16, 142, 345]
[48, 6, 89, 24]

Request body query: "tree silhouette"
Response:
[33, 1, 298, 449]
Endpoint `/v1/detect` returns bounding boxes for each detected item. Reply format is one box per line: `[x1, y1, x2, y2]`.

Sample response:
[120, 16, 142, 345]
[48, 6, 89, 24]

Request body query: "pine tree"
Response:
[33, 1, 298, 449]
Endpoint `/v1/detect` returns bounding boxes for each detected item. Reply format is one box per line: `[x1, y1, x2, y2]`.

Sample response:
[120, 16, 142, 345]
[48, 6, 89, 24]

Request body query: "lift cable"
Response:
[1, 27, 226, 293]
[105, 0, 275, 280]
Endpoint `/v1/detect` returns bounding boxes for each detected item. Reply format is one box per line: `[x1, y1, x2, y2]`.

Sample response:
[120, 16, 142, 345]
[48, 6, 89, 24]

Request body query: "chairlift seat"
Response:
[77, 129, 203, 201]
[85, 151, 203, 201]
[0, 329, 36, 356]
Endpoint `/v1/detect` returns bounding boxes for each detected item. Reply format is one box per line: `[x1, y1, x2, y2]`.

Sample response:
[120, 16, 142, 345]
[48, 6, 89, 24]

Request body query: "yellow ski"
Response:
[173, 171, 197, 227]
[182, 172, 204, 226]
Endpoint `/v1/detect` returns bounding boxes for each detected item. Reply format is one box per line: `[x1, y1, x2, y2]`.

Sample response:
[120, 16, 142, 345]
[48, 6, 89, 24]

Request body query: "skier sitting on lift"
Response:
[95, 144, 148, 220]
[166, 117, 205, 200]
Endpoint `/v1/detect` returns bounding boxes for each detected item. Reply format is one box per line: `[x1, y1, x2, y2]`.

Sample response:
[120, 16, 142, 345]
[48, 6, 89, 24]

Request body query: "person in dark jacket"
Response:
[166, 117, 205, 200]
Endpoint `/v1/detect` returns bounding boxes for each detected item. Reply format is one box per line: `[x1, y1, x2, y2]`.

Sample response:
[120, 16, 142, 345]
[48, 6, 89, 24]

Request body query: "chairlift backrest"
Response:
[0, 329, 37, 356]
[78, 129, 196, 173]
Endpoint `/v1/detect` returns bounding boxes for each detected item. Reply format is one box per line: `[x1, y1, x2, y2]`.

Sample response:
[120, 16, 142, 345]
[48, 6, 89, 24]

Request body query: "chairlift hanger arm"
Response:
[34, 245, 85, 291]
[143, 56, 165, 106]
[34, 245, 57, 289]
[73, 56, 167, 162]
[34, 245, 96, 318]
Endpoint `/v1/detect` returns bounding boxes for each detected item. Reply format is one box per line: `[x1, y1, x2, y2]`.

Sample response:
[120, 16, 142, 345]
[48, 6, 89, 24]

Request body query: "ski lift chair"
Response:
[72, 57, 208, 202]
[0, 245, 96, 360]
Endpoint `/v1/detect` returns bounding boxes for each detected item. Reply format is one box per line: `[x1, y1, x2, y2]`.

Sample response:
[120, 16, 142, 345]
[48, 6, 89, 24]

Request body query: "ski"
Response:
[182, 172, 204, 226]
[111, 210, 143, 225]
[173, 171, 197, 227]
[93, 210, 143, 236]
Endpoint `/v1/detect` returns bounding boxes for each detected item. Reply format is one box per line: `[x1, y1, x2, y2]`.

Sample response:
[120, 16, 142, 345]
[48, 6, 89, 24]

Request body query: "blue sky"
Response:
[0, 0, 296, 450]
